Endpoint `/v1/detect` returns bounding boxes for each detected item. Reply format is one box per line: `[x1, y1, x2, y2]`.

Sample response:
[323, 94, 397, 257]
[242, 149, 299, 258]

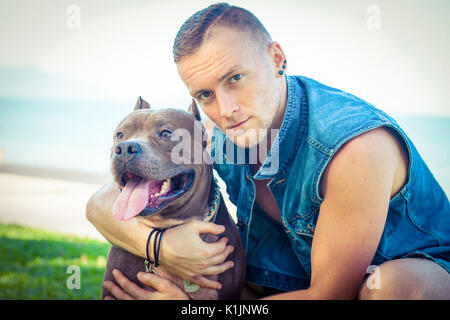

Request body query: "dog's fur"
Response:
[101, 97, 246, 299]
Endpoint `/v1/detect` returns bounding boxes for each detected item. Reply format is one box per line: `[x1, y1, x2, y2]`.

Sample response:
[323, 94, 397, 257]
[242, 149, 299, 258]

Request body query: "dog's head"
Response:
[110, 97, 211, 222]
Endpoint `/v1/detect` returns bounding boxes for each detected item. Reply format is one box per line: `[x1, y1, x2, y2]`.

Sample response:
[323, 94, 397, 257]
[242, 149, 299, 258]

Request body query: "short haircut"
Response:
[173, 2, 272, 63]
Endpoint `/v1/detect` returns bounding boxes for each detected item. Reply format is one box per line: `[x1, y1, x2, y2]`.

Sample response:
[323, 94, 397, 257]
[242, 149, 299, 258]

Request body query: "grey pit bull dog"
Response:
[101, 97, 246, 300]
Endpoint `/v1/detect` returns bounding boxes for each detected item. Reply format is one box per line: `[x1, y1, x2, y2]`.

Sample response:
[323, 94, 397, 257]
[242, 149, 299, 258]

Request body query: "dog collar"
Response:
[184, 177, 221, 296]
[203, 176, 221, 224]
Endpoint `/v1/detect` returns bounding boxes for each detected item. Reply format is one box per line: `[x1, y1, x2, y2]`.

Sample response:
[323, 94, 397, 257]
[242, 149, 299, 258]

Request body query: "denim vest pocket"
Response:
[375, 185, 440, 260]
[289, 232, 314, 277]
[374, 190, 407, 260]
[290, 207, 320, 237]
[404, 196, 442, 248]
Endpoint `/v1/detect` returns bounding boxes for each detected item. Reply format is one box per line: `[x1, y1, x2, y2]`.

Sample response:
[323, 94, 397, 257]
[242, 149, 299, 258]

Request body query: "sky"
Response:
[0, 0, 449, 116]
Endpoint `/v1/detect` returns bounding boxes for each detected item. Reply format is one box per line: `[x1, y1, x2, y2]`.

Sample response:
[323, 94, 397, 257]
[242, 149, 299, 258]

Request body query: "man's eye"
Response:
[229, 74, 242, 83]
[199, 91, 212, 100]
[159, 129, 173, 139]
[116, 132, 124, 139]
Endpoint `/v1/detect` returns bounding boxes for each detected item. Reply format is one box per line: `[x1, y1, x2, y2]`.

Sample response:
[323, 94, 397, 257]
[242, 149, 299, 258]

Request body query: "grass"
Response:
[0, 223, 110, 299]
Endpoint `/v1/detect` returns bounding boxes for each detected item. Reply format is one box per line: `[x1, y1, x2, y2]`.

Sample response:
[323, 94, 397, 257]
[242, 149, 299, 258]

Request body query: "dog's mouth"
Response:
[112, 170, 195, 220]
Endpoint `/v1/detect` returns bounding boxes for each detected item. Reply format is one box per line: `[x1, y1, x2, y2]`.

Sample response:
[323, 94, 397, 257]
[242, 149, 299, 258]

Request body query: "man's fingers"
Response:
[207, 244, 234, 265]
[137, 271, 169, 292]
[103, 281, 134, 300]
[195, 221, 225, 235]
[188, 276, 222, 290]
[204, 237, 230, 257]
[112, 269, 152, 300]
[201, 260, 235, 276]
[137, 272, 189, 300]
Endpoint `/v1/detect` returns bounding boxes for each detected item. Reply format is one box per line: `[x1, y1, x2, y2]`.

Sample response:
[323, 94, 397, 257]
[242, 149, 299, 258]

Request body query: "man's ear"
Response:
[188, 99, 201, 121]
[134, 96, 150, 111]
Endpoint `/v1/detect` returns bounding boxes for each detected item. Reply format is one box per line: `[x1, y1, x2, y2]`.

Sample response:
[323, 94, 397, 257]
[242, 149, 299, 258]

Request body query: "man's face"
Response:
[177, 26, 284, 148]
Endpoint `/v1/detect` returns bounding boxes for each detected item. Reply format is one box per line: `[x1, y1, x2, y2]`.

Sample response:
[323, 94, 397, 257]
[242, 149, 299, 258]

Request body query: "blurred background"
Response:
[0, 0, 448, 299]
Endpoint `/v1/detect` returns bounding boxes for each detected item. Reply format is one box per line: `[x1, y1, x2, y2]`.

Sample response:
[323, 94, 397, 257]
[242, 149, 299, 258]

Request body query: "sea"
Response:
[0, 97, 449, 196]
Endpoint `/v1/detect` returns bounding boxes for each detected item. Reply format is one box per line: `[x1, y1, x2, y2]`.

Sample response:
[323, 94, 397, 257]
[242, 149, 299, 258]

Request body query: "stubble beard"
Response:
[232, 90, 281, 150]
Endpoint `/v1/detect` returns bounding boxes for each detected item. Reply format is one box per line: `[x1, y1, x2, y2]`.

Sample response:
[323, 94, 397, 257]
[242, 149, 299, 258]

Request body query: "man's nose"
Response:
[216, 91, 238, 118]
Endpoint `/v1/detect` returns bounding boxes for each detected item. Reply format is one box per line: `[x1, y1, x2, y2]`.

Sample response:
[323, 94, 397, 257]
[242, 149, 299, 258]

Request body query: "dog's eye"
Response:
[116, 132, 124, 140]
[159, 129, 173, 139]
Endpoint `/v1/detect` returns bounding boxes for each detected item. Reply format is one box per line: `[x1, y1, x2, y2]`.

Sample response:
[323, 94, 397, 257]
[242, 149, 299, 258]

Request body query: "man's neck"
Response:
[252, 76, 288, 174]
[271, 76, 288, 133]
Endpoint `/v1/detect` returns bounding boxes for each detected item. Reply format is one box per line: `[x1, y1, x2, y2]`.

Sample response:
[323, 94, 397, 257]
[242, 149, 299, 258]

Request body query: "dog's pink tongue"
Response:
[113, 177, 151, 220]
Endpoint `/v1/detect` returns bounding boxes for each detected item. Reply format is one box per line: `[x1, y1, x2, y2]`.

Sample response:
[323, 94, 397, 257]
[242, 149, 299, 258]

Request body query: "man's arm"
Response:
[263, 127, 406, 299]
[86, 181, 150, 257]
[86, 181, 234, 288]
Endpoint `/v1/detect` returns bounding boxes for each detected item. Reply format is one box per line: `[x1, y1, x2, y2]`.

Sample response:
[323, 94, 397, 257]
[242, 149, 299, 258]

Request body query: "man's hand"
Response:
[103, 269, 189, 300]
[159, 220, 235, 289]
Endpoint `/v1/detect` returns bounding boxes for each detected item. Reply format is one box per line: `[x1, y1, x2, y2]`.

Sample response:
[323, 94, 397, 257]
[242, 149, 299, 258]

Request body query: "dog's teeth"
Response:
[160, 178, 171, 195]
[149, 179, 171, 199]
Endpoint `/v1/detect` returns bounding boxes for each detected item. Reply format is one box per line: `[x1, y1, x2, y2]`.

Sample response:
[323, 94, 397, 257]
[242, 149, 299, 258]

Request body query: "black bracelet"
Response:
[153, 228, 166, 267]
[146, 228, 159, 264]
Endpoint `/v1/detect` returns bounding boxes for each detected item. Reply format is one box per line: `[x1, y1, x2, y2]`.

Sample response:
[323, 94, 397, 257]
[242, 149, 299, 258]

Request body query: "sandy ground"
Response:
[0, 172, 107, 240]
[0, 166, 237, 241]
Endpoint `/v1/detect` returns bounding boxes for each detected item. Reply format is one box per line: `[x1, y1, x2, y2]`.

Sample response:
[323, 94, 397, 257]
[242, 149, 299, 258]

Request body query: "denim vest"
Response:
[212, 75, 450, 291]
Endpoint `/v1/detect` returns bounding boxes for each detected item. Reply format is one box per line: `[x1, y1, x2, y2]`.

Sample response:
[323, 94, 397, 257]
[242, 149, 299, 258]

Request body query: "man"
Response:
[87, 3, 450, 299]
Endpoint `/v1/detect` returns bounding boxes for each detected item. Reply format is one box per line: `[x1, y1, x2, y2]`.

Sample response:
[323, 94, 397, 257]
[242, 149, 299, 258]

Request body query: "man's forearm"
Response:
[261, 288, 317, 300]
[261, 286, 350, 300]
[89, 210, 148, 258]
[261, 283, 356, 300]
[85, 183, 149, 258]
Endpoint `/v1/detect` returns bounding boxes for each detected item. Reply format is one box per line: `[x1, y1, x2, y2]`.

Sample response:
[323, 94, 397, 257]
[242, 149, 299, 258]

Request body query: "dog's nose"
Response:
[115, 141, 142, 157]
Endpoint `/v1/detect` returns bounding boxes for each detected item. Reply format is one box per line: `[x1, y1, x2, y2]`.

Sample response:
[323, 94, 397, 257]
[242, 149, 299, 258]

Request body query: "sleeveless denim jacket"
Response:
[212, 75, 450, 292]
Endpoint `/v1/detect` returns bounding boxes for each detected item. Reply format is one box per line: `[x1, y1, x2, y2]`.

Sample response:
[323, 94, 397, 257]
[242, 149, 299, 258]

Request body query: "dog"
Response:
[101, 97, 246, 300]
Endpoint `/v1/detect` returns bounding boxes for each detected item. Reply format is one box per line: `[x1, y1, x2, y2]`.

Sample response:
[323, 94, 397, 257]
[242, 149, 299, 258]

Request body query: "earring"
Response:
[279, 60, 287, 75]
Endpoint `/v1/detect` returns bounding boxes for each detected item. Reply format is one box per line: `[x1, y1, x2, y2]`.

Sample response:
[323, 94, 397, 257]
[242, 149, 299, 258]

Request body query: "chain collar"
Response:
[202, 176, 221, 224]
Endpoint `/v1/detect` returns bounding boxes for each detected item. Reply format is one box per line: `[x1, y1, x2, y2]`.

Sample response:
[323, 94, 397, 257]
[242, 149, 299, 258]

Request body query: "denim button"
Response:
[236, 221, 244, 230]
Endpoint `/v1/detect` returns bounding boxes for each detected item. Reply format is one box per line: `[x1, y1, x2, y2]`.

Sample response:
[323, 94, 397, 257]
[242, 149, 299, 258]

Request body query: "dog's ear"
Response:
[134, 96, 150, 111]
[188, 99, 201, 121]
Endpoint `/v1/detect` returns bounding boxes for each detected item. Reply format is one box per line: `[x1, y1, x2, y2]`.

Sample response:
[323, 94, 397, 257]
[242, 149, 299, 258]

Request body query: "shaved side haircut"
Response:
[173, 2, 272, 63]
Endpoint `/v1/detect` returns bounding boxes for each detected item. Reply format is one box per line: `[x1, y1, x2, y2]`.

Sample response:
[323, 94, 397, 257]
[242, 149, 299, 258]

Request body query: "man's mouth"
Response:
[228, 117, 250, 130]
[112, 170, 195, 220]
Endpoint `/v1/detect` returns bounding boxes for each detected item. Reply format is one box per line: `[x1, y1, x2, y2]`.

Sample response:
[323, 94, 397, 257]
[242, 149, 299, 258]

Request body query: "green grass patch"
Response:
[0, 223, 110, 299]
